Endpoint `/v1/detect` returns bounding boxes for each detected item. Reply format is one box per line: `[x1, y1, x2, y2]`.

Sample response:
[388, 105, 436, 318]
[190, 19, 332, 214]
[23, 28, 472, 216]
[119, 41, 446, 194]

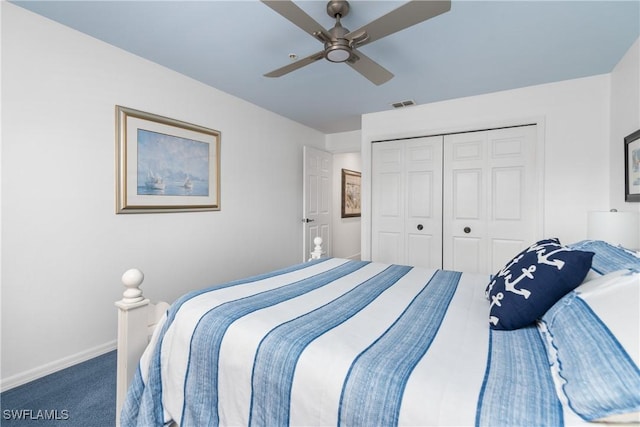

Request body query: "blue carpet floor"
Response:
[1, 350, 116, 427]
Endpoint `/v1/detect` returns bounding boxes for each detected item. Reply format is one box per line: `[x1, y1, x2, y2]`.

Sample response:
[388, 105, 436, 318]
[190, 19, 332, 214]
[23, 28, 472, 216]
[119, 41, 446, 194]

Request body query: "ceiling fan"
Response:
[261, 0, 451, 85]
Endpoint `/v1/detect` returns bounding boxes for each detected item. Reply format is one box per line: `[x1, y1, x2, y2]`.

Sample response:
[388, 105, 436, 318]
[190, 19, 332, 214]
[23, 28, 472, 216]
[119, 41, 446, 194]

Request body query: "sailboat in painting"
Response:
[183, 175, 193, 190]
[145, 169, 165, 191]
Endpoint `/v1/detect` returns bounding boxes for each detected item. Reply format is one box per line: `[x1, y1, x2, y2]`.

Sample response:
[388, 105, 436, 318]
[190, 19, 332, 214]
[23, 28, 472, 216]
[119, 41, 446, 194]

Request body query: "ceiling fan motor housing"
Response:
[326, 0, 350, 19]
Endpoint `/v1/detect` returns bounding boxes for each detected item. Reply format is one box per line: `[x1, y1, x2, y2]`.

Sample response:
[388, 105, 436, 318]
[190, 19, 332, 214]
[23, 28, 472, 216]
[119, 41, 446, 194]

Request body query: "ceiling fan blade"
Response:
[347, 49, 394, 86]
[346, 0, 451, 47]
[264, 51, 325, 78]
[261, 1, 331, 41]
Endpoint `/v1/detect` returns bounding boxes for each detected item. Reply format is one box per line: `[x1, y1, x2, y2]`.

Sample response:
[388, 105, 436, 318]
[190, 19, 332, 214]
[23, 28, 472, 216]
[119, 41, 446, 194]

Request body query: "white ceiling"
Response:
[12, 1, 640, 134]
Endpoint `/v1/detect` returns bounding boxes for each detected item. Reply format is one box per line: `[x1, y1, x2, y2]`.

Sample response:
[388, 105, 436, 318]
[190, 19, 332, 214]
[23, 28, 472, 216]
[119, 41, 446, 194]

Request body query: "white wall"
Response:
[326, 130, 361, 153]
[610, 38, 640, 213]
[361, 74, 614, 260]
[332, 153, 362, 260]
[1, 3, 325, 389]
[326, 130, 362, 260]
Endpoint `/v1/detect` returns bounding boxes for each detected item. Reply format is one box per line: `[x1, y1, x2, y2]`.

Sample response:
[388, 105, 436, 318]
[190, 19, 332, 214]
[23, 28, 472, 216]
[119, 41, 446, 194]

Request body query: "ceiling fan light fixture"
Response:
[325, 44, 351, 62]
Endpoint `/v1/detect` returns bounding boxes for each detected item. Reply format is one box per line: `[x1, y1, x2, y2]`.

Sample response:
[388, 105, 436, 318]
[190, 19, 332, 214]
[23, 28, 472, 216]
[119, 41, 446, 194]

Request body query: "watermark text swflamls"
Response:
[3, 409, 70, 421]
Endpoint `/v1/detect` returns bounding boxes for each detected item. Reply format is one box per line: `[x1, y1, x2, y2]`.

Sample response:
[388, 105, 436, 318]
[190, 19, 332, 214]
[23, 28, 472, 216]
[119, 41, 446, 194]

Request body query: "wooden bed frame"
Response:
[114, 237, 324, 424]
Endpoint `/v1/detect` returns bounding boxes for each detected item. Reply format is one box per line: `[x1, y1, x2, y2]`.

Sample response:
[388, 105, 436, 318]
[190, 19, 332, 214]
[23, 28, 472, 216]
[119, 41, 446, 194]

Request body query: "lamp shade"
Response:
[587, 211, 640, 250]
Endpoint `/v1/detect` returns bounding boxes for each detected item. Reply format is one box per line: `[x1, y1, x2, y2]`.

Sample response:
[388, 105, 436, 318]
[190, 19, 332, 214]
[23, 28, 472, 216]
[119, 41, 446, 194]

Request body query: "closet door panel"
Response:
[407, 171, 432, 217]
[372, 142, 405, 264]
[492, 167, 523, 220]
[407, 233, 436, 267]
[486, 126, 538, 266]
[373, 170, 403, 263]
[372, 137, 442, 268]
[452, 139, 483, 161]
[444, 125, 538, 274]
[451, 237, 482, 272]
[444, 132, 488, 273]
[377, 232, 403, 265]
[405, 138, 443, 268]
[489, 165, 527, 272]
[379, 173, 402, 216]
[406, 170, 438, 243]
[452, 169, 482, 219]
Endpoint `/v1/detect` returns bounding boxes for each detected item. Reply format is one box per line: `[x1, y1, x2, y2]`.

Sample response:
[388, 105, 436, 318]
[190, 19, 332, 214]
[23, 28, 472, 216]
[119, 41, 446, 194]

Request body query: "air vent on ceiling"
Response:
[391, 99, 416, 109]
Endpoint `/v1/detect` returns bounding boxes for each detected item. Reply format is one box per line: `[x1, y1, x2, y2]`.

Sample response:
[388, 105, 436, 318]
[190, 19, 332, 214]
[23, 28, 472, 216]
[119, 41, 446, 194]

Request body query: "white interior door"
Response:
[443, 125, 538, 274]
[303, 146, 332, 261]
[371, 136, 443, 267]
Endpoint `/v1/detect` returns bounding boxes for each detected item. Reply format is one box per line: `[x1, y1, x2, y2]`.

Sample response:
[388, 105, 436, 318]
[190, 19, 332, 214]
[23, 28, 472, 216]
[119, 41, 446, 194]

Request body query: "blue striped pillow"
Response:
[568, 239, 640, 275]
[539, 278, 640, 423]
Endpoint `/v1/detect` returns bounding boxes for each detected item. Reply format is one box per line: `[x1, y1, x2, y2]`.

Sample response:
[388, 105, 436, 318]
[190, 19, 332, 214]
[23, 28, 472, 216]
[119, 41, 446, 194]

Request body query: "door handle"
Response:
[464, 227, 471, 234]
[302, 218, 315, 223]
[417, 224, 424, 231]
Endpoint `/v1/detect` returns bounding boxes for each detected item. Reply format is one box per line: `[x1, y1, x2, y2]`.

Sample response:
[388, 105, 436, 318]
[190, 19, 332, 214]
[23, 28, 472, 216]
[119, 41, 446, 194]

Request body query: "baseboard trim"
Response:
[0, 340, 117, 392]
[345, 253, 361, 261]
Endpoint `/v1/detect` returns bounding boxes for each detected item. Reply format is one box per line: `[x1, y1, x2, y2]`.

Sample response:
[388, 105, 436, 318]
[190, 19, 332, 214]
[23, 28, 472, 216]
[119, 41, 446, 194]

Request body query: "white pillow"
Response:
[575, 269, 635, 295]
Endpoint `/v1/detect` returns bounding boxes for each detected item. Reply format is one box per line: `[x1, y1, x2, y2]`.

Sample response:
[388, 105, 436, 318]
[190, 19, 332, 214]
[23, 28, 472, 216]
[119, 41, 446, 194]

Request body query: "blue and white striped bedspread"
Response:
[121, 258, 613, 426]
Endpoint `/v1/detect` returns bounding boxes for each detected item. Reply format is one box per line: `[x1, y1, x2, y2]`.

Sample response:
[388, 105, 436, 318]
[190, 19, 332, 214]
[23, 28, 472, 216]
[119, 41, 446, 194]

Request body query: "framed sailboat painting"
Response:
[116, 106, 221, 213]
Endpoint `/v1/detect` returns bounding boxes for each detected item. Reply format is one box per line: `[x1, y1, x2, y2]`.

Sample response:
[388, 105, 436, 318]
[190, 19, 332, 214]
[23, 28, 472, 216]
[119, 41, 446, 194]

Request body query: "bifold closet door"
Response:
[371, 136, 443, 268]
[443, 125, 538, 274]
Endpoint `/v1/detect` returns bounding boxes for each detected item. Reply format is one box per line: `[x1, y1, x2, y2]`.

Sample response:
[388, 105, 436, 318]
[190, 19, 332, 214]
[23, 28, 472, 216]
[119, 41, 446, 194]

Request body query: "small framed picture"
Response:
[625, 129, 640, 202]
[116, 106, 221, 213]
[341, 169, 361, 218]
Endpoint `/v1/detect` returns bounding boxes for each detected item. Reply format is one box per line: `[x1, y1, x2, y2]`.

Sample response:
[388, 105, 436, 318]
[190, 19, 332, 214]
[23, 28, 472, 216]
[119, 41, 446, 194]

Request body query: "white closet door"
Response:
[372, 136, 443, 268]
[443, 125, 538, 274]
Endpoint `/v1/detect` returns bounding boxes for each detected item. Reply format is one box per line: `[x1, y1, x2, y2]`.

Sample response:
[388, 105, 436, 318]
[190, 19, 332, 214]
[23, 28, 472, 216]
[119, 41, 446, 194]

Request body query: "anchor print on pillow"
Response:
[487, 239, 594, 330]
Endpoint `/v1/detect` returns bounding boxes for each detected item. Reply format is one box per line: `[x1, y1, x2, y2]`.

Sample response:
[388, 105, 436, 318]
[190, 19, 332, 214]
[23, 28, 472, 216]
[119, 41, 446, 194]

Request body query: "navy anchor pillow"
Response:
[487, 239, 594, 330]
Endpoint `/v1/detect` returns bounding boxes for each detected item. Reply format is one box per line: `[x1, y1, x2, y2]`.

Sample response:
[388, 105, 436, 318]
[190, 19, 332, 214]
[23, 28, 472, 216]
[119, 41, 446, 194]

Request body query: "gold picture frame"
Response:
[116, 106, 221, 213]
[625, 129, 640, 202]
[341, 168, 361, 218]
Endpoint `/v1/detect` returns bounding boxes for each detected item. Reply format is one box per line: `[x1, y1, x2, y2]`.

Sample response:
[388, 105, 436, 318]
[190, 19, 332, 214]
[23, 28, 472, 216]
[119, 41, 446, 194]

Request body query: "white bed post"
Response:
[309, 236, 323, 261]
[114, 268, 150, 426]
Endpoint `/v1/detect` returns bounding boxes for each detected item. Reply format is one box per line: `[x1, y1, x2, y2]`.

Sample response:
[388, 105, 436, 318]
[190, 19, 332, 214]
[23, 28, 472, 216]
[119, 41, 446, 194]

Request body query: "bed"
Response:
[115, 238, 640, 426]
